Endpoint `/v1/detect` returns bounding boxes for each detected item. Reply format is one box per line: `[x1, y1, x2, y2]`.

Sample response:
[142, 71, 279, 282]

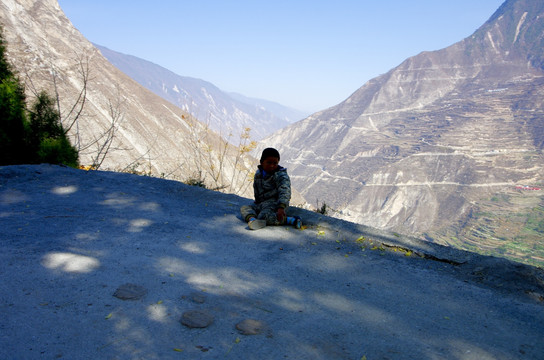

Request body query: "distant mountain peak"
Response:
[95, 44, 307, 141]
[473, 0, 544, 68]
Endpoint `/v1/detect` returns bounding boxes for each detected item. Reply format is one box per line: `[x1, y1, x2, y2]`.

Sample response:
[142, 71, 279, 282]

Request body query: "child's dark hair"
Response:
[260, 148, 280, 162]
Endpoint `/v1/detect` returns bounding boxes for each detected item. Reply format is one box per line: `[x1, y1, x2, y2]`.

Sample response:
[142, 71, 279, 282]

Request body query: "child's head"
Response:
[260, 147, 280, 172]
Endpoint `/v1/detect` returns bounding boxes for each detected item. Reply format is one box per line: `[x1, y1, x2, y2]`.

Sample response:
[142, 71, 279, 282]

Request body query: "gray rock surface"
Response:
[1, 164, 543, 359]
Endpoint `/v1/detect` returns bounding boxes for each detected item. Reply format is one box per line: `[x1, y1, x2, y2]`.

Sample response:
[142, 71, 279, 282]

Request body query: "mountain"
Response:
[95, 45, 308, 141]
[227, 92, 308, 124]
[0, 0, 256, 196]
[259, 0, 544, 266]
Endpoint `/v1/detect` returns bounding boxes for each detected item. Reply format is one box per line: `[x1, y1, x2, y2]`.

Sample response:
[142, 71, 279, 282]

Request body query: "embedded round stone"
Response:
[181, 310, 214, 328]
[191, 292, 207, 304]
[236, 319, 265, 335]
[113, 283, 148, 300]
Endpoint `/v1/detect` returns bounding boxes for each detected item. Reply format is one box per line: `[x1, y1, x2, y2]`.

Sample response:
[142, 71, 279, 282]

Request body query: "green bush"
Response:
[37, 137, 78, 167]
[315, 201, 328, 215]
[28, 91, 78, 167]
[0, 70, 27, 165]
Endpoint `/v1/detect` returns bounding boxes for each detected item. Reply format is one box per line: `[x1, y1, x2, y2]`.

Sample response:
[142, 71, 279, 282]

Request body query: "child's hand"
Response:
[276, 208, 286, 223]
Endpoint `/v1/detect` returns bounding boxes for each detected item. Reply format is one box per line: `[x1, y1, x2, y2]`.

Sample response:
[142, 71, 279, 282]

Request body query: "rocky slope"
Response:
[0, 0, 255, 196]
[259, 0, 544, 264]
[95, 45, 308, 141]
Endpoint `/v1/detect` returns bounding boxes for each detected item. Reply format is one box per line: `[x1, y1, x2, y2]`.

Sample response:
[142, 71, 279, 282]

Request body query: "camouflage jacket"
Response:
[253, 165, 291, 208]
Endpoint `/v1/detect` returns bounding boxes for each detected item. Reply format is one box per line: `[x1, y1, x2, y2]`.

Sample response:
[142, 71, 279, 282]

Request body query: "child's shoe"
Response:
[293, 216, 302, 229]
[249, 219, 266, 230]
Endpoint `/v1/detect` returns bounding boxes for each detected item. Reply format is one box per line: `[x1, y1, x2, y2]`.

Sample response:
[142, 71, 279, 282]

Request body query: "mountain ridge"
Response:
[95, 44, 308, 141]
[258, 0, 544, 266]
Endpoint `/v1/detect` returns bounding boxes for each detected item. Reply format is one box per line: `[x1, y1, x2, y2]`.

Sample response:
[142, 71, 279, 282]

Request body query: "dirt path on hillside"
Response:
[1, 164, 543, 359]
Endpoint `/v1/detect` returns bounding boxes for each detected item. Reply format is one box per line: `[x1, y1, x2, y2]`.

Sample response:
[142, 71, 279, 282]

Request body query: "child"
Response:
[241, 147, 302, 230]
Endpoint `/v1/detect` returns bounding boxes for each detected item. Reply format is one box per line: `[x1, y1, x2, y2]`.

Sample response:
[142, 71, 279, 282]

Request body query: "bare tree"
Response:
[226, 127, 257, 195]
[82, 84, 127, 170]
[180, 111, 257, 196]
[22, 50, 90, 147]
[56, 52, 90, 136]
[20, 45, 255, 188]
[22, 49, 130, 170]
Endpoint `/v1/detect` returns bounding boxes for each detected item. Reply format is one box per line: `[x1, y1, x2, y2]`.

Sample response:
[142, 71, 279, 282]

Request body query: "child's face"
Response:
[261, 156, 279, 173]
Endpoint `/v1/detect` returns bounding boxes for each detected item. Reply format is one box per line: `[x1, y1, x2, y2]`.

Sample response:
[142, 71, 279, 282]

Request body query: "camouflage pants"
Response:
[240, 202, 286, 226]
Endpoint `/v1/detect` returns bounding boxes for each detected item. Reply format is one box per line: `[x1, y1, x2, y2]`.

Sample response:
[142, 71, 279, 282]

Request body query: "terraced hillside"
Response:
[432, 185, 544, 268]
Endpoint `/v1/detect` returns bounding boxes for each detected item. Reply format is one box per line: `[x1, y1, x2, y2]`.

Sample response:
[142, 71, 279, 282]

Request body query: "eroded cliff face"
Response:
[260, 0, 544, 236]
[1, 0, 256, 197]
[1, 0, 189, 172]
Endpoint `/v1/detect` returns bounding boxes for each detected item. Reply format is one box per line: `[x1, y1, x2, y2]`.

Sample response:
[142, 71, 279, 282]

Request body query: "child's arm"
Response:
[276, 170, 292, 209]
[253, 174, 259, 202]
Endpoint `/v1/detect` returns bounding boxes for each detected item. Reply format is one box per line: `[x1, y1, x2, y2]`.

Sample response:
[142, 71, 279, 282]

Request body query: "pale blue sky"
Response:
[58, 0, 505, 112]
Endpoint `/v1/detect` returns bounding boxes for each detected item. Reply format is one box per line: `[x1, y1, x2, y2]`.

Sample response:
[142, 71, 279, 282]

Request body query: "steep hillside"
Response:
[436, 186, 544, 267]
[259, 0, 544, 264]
[0, 0, 255, 196]
[96, 45, 307, 141]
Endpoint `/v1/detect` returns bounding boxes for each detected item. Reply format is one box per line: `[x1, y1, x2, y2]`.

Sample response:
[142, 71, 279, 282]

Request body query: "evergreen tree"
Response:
[0, 26, 28, 165]
[0, 26, 13, 80]
[0, 27, 78, 167]
[28, 91, 78, 167]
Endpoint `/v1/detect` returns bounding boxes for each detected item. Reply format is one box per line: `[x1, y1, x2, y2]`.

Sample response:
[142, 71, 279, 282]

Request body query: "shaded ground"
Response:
[1, 164, 543, 360]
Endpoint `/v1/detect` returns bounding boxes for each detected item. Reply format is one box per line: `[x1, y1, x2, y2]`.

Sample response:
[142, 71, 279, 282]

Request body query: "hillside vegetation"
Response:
[432, 186, 544, 268]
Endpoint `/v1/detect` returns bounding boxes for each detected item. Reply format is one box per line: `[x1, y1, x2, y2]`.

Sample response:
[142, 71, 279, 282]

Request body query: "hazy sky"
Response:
[58, 0, 505, 112]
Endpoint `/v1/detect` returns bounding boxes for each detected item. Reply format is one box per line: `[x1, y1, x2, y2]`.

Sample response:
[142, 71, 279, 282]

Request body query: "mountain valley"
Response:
[95, 45, 308, 141]
[258, 0, 544, 266]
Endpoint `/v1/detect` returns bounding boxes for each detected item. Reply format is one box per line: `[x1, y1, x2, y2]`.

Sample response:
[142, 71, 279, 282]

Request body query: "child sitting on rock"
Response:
[240, 147, 302, 230]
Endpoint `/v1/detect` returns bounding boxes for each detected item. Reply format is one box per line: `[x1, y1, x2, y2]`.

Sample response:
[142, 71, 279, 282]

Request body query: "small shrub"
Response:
[37, 137, 78, 167]
[185, 177, 207, 188]
[315, 200, 328, 215]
